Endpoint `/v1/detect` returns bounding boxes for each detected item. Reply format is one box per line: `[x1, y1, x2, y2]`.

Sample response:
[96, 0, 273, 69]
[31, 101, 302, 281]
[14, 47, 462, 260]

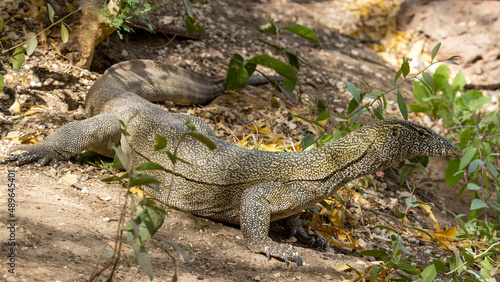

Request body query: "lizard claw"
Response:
[294, 252, 303, 266]
[283, 253, 289, 266]
[265, 247, 271, 261]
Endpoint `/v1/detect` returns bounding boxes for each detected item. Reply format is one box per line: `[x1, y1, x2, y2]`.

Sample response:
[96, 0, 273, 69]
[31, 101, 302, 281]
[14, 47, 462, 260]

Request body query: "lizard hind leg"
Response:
[240, 183, 303, 266]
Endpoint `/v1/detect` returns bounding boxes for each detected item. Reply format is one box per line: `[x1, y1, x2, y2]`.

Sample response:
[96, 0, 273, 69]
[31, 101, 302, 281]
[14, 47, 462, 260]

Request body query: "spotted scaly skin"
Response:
[3, 60, 456, 266]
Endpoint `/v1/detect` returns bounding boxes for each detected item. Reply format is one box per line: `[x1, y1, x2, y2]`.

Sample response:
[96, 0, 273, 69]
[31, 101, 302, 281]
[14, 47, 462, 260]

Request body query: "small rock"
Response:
[7, 32, 19, 40]
[399, 191, 412, 198]
[408, 237, 419, 244]
[252, 276, 261, 281]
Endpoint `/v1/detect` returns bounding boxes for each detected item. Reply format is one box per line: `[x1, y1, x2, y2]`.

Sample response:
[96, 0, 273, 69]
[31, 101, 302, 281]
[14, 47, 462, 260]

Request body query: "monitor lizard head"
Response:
[362, 119, 456, 170]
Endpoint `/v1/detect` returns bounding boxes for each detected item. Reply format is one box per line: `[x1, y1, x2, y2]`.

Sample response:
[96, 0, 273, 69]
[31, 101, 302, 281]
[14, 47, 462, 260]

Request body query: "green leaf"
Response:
[247, 55, 297, 91]
[346, 98, 359, 114]
[114, 146, 130, 172]
[359, 250, 388, 258]
[0, 16, 4, 32]
[226, 53, 255, 90]
[319, 200, 332, 211]
[135, 162, 165, 171]
[408, 103, 430, 113]
[11, 46, 25, 71]
[186, 132, 217, 150]
[301, 134, 315, 150]
[462, 249, 475, 264]
[467, 183, 480, 191]
[396, 262, 421, 275]
[26, 36, 37, 56]
[101, 172, 129, 183]
[47, 3, 55, 23]
[459, 147, 477, 170]
[422, 72, 434, 89]
[433, 65, 450, 91]
[0, 74, 4, 93]
[161, 239, 190, 263]
[431, 42, 441, 62]
[445, 158, 463, 186]
[365, 91, 384, 99]
[130, 174, 160, 188]
[433, 259, 447, 273]
[315, 99, 326, 111]
[470, 199, 487, 210]
[346, 82, 361, 103]
[282, 24, 319, 43]
[275, 82, 296, 101]
[287, 52, 300, 72]
[397, 90, 408, 120]
[453, 72, 465, 91]
[61, 23, 69, 43]
[394, 206, 406, 218]
[394, 69, 402, 84]
[132, 244, 154, 280]
[316, 111, 330, 121]
[418, 264, 437, 282]
[260, 19, 277, 35]
[401, 60, 410, 78]
[154, 135, 167, 151]
[370, 265, 380, 282]
[66, 1, 73, 12]
[184, 16, 204, 35]
[405, 196, 419, 208]
[488, 201, 500, 212]
[460, 130, 470, 149]
[349, 108, 366, 123]
[399, 163, 426, 185]
[484, 159, 498, 178]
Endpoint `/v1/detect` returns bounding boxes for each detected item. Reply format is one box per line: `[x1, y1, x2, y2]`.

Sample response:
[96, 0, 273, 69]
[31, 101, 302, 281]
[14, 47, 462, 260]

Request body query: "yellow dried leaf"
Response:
[334, 265, 352, 271]
[24, 105, 45, 116]
[9, 101, 21, 114]
[259, 144, 279, 152]
[129, 186, 145, 197]
[235, 135, 252, 148]
[420, 204, 440, 230]
[435, 226, 458, 239]
[328, 210, 344, 228]
[97, 195, 112, 201]
[61, 173, 78, 186]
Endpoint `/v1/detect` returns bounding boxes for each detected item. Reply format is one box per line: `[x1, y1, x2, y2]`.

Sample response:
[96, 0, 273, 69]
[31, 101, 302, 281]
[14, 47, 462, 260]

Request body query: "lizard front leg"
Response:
[2, 112, 121, 167]
[240, 182, 303, 266]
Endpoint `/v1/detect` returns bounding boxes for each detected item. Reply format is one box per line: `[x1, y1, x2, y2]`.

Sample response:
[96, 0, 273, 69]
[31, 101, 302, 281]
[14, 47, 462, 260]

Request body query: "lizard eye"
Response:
[392, 128, 398, 137]
[418, 130, 425, 136]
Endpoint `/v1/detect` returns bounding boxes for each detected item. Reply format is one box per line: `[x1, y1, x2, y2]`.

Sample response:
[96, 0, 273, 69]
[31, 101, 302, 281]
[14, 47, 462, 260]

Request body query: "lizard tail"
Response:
[246, 75, 282, 86]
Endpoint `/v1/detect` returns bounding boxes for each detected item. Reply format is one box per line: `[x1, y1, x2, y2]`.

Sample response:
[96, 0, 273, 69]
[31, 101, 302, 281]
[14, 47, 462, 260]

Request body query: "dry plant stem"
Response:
[88, 188, 130, 281]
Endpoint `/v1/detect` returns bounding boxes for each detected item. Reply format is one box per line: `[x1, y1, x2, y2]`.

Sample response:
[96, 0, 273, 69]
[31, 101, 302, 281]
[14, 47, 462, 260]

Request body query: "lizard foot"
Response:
[248, 238, 303, 266]
[2, 144, 60, 167]
[297, 233, 327, 250]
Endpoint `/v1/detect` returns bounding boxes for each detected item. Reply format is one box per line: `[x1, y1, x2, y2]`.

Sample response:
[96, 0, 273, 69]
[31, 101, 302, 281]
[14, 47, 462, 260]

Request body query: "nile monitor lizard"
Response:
[3, 59, 456, 266]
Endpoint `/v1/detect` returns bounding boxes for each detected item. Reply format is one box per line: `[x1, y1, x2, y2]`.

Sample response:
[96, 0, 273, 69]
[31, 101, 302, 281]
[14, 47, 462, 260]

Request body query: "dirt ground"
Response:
[0, 0, 498, 281]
